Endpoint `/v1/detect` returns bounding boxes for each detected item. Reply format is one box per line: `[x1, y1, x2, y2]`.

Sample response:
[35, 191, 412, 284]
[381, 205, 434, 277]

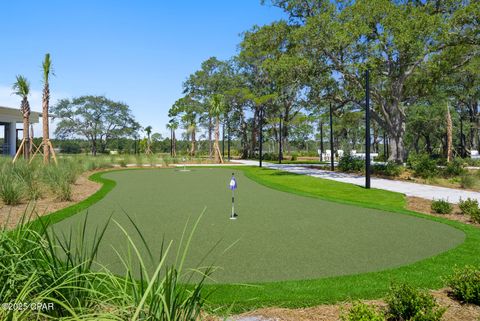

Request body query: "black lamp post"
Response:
[227, 117, 231, 161]
[222, 121, 225, 158]
[259, 107, 264, 168]
[279, 112, 283, 164]
[319, 120, 324, 162]
[365, 69, 371, 189]
[329, 103, 334, 171]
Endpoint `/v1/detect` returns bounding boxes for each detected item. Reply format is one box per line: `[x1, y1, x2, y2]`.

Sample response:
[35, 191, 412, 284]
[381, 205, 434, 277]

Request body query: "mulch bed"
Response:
[0, 172, 101, 229]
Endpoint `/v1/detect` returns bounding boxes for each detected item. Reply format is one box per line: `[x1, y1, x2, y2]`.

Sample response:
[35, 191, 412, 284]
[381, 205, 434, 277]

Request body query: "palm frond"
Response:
[12, 75, 30, 98]
[42, 53, 54, 82]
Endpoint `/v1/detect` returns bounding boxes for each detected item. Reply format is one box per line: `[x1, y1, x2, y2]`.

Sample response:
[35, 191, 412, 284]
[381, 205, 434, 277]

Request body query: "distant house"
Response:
[0, 106, 41, 157]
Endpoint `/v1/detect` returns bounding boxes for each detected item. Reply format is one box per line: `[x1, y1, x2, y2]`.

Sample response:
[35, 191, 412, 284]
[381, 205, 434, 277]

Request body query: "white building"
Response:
[0, 106, 41, 157]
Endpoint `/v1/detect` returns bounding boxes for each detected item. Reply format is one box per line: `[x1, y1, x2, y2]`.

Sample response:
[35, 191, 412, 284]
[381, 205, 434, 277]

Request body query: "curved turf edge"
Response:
[29, 171, 117, 230]
[25, 167, 480, 312]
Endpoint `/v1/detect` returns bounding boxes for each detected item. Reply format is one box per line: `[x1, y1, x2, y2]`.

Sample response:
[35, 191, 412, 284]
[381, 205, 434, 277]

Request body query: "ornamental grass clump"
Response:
[12, 160, 43, 200]
[460, 174, 476, 189]
[42, 164, 73, 201]
[0, 210, 213, 320]
[0, 164, 23, 205]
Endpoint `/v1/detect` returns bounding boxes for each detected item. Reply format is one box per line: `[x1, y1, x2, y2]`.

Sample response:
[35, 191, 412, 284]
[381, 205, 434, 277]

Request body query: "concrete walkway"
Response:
[235, 160, 480, 204]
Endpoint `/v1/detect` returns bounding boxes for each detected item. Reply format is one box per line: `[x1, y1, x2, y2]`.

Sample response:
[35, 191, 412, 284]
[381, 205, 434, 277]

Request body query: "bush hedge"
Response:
[431, 199, 453, 214]
[385, 283, 445, 321]
[446, 266, 480, 305]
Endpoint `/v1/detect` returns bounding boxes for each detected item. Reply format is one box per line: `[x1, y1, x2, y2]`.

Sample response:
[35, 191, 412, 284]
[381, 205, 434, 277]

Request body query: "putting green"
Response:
[53, 168, 464, 283]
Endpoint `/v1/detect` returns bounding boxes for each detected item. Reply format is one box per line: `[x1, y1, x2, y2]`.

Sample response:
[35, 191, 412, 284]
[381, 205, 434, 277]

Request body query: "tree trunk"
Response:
[21, 98, 30, 160]
[190, 128, 196, 156]
[42, 82, 50, 163]
[250, 108, 258, 158]
[92, 139, 97, 156]
[213, 115, 221, 163]
[208, 117, 212, 159]
[446, 104, 453, 162]
[241, 113, 249, 159]
[172, 131, 176, 157]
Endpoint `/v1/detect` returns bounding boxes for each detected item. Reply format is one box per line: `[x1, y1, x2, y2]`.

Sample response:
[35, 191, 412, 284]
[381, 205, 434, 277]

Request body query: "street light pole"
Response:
[319, 120, 324, 162]
[279, 112, 283, 164]
[329, 103, 334, 171]
[365, 69, 371, 189]
[259, 107, 263, 168]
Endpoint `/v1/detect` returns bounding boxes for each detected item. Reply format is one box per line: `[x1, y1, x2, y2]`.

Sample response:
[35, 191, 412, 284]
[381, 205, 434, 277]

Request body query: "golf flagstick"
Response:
[229, 173, 238, 220]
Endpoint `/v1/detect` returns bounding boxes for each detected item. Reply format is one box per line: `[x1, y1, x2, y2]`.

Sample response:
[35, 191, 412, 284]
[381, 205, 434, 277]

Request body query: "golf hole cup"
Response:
[229, 173, 238, 220]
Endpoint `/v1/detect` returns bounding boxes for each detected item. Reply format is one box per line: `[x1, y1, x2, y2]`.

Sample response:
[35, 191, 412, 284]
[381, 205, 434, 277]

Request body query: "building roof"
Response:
[0, 106, 41, 124]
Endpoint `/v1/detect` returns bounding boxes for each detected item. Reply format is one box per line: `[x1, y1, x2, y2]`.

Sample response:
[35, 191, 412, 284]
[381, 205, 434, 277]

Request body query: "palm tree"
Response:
[144, 126, 153, 154]
[166, 119, 178, 157]
[42, 53, 53, 163]
[12, 75, 31, 160]
[209, 94, 225, 163]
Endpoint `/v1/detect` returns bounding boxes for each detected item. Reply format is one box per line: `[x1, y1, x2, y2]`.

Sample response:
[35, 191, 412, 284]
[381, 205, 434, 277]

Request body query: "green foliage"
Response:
[385, 283, 445, 321]
[446, 266, 480, 305]
[372, 162, 404, 177]
[407, 154, 437, 179]
[42, 164, 73, 201]
[460, 174, 476, 189]
[52, 96, 140, 155]
[262, 152, 279, 161]
[0, 210, 212, 320]
[442, 159, 466, 177]
[0, 165, 23, 205]
[458, 198, 479, 216]
[431, 199, 453, 214]
[290, 152, 298, 161]
[338, 155, 364, 172]
[11, 161, 42, 200]
[341, 302, 385, 321]
[470, 209, 480, 224]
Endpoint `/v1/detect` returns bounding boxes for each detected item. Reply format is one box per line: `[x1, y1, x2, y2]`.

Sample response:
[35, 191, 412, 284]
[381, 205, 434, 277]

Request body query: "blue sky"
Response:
[0, 0, 286, 137]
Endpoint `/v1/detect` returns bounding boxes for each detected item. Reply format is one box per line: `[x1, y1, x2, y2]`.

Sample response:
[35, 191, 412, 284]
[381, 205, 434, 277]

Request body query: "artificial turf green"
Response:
[51, 168, 464, 287]
[34, 166, 480, 311]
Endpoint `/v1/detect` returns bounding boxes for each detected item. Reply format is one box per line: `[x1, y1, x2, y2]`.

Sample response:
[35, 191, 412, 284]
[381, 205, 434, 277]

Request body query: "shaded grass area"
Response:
[29, 166, 479, 312]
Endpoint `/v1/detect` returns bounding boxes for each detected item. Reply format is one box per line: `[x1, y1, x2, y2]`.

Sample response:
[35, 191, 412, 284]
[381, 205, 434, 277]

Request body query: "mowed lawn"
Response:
[52, 168, 464, 284]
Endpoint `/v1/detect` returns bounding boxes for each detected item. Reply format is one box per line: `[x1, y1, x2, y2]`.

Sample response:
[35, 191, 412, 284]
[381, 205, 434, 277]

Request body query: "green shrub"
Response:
[0, 166, 23, 205]
[446, 266, 480, 305]
[338, 155, 364, 172]
[471, 209, 480, 224]
[407, 154, 437, 179]
[291, 152, 298, 161]
[431, 199, 453, 214]
[262, 153, 279, 161]
[118, 159, 128, 167]
[458, 198, 479, 216]
[385, 283, 445, 321]
[442, 159, 466, 177]
[341, 301, 385, 321]
[372, 162, 404, 177]
[460, 174, 476, 189]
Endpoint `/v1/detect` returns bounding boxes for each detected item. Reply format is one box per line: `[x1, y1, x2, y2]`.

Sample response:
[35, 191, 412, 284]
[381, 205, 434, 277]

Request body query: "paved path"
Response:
[235, 160, 479, 204]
